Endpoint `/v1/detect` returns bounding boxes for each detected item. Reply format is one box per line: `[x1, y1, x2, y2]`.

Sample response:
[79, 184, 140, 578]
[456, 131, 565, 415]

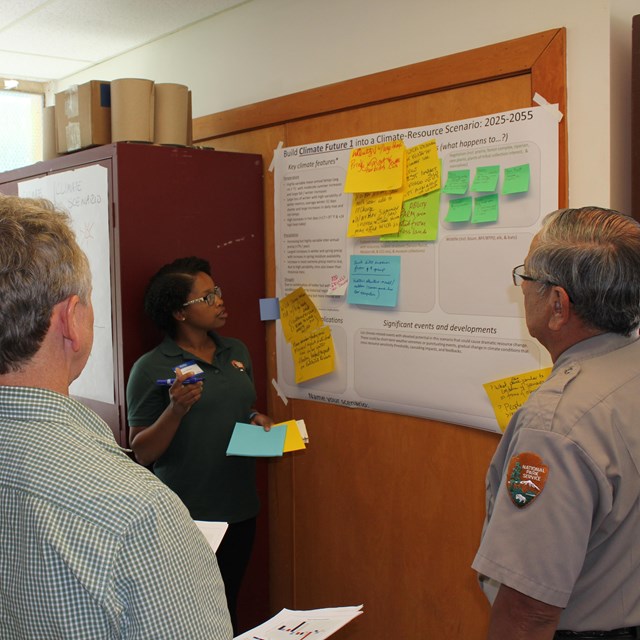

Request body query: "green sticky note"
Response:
[472, 193, 499, 223]
[502, 163, 530, 194]
[471, 165, 500, 192]
[445, 196, 472, 222]
[442, 169, 470, 195]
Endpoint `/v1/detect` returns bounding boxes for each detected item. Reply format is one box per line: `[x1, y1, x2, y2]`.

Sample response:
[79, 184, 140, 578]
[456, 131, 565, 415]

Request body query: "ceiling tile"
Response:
[0, 0, 247, 81]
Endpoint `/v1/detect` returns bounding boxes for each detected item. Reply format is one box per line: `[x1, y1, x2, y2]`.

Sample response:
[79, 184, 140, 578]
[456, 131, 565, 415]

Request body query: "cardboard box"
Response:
[55, 81, 111, 153]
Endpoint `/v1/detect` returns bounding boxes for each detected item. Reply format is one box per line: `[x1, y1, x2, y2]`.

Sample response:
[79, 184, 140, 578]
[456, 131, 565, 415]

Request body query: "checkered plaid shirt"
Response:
[0, 386, 232, 639]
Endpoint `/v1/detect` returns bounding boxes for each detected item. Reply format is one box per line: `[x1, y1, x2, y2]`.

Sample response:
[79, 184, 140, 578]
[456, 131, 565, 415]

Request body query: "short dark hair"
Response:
[144, 257, 211, 337]
[0, 195, 91, 373]
[527, 207, 640, 335]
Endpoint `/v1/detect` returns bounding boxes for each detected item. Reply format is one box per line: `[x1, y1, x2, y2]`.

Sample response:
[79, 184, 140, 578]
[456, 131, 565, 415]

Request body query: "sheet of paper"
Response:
[296, 419, 309, 443]
[347, 255, 401, 307]
[483, 367, 552, 432]
[291, 325, 335, 383]
[502, 163, 531, 194]
[326, 275, 348, 296]
[279, 287, 324, 343]
[193, 520, 228, 552]
[472, 193, 499, 223]
[442, 168, 470, 195]
[226, 422, 287, 457]
[233, 605, 364, 640]
[343, 140, 405, 193]
[404, 139, 440, 200]
[444, 196, 472, 222]
[381, 191, 440, 242]
[347, 189, 403, 237]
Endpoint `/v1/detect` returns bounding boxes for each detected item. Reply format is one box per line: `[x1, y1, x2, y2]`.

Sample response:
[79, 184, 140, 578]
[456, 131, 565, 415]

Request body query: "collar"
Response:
[0, 385, 118, 446]
[159, 331, 231, 360]
[554, 331, 640, 372]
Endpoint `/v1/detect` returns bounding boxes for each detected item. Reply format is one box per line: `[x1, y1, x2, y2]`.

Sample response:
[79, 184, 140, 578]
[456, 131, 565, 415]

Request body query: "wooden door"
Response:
[195, 29, 566, 639]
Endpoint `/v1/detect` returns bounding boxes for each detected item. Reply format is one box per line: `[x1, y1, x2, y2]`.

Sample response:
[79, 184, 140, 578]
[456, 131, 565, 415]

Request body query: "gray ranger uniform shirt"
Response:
[473, 332, 640, 632]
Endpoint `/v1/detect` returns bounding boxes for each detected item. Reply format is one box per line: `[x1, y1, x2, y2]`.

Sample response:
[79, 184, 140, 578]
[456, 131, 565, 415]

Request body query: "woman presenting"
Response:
[126, 256, 272, 633]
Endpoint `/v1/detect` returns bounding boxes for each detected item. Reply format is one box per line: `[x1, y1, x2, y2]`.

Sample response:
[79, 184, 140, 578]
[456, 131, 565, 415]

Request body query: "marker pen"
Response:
[155, 375, 203, 387]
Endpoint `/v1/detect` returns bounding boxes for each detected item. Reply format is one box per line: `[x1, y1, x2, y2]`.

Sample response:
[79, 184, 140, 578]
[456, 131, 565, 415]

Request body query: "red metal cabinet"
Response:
[0, 142, 266, 445]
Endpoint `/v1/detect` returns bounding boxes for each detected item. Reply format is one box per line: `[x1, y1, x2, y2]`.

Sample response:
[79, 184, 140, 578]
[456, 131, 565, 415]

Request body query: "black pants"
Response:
[215, 517, 257, 634]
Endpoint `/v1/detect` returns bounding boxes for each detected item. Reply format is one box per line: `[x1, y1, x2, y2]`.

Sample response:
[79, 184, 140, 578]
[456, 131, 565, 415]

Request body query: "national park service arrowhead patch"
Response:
[506, 452, 548, 508]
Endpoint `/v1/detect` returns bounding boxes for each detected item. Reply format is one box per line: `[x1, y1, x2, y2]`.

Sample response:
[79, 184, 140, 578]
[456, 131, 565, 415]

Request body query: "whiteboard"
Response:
[18, 165, 114, 404]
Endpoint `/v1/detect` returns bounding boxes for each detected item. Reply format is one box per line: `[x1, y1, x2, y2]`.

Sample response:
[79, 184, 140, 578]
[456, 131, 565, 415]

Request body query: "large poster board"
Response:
[274, 106, 559, 432]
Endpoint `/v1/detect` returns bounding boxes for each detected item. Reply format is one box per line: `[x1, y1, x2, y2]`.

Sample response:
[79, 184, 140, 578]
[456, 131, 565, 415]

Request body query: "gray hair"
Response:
[527, 206, 640, 336]
[0, 195, 92, 374]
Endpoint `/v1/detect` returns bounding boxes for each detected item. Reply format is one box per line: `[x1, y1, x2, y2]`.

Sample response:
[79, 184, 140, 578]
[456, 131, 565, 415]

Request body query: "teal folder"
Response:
[226, 422, 287, 457]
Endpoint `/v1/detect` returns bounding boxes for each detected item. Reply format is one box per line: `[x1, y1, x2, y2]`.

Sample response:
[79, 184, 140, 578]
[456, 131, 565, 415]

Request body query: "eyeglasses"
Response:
[512, 264, 553, 287]
[183, 285, 223, 307]
[512, 265, 573, 302]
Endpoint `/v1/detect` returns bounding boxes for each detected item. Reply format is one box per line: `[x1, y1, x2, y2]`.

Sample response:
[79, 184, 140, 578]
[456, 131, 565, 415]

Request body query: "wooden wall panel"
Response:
[280, 78, 529, 639]
[632, 14, 640, 220]
[285, 76, 530, 144]
[194, 29, 566, 639]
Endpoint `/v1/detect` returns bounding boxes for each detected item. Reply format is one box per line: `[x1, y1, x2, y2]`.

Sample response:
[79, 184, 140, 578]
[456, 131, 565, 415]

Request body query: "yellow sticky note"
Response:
[292, 325, 335, 384]
[347, 189, 403, 237]
[276, 419, 306, 452]
[381, 191, 440, 242]
[404, 139, 440, 200]
[279, 287, 323, 343]
[344, 140, 405, 193]
[483, 367, 552, 432]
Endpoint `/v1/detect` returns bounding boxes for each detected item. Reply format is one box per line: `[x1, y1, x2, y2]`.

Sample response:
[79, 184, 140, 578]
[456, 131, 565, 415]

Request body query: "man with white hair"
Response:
[0, 195, 232, 639]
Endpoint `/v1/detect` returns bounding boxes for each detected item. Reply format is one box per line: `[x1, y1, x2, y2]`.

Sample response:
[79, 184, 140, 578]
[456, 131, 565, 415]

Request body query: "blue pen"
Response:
[155, 375, 203, 387]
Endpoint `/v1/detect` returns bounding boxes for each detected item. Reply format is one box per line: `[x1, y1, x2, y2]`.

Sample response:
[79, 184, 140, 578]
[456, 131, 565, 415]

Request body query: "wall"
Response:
[611, 1, 636, 215]
[55, 0, 638, 214]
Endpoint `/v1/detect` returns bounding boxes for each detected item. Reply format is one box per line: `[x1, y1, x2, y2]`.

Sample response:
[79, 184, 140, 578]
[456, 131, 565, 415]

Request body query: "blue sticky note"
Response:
[259, 297, 280, 320]
[226, 422, 287, 457]
[347, 254, 401, 307]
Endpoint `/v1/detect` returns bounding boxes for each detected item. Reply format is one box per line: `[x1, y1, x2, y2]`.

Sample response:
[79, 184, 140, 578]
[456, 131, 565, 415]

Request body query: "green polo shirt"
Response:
[127, 333, 259, 523]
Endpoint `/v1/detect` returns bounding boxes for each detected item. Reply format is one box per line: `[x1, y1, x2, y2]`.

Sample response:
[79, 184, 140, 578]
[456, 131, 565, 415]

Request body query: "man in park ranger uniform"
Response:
[473, 207, 640, 640]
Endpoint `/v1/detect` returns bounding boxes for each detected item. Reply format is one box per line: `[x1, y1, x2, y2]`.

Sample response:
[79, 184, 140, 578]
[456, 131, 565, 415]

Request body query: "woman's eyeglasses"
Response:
[182, 285, 223, 307]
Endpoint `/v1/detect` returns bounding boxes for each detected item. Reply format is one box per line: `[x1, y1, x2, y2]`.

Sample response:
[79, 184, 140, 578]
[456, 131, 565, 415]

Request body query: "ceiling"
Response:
[0, 0, 247, 83]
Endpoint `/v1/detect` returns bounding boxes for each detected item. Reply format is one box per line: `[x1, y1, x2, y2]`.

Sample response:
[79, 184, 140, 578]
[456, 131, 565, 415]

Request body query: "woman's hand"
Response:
[168, 370, 203, 417]
[129, 370, 203, 467]
[250, 412, 274, 432]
